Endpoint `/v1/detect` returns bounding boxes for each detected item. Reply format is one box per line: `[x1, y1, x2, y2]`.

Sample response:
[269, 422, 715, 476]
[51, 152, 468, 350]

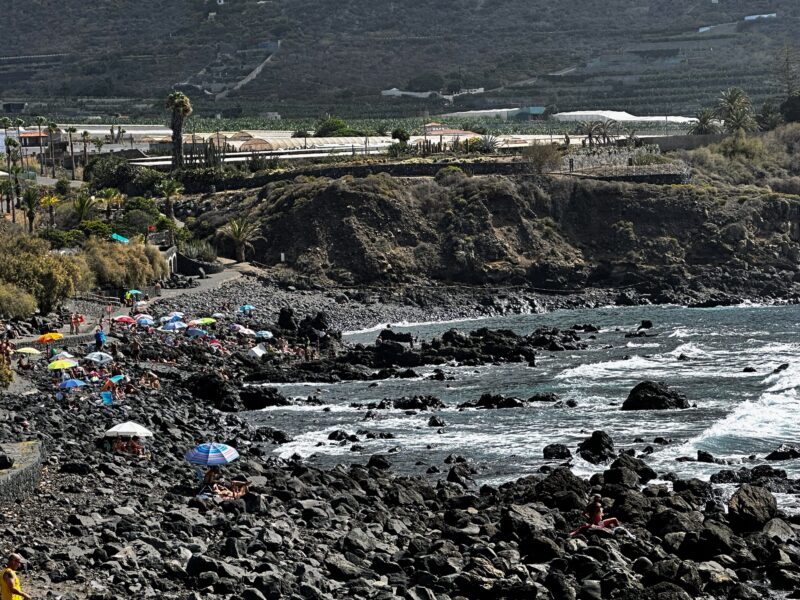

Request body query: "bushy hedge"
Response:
[0, 282, 38, 319]
[82, 239, 169, 289]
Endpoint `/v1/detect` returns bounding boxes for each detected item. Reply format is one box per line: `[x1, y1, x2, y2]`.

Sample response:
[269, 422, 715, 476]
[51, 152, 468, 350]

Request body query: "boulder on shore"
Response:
[621, 381, 690, 411]
[577, 430, 615, 464]
[765, 444, 800, 461]
[728, 484, 777, 532]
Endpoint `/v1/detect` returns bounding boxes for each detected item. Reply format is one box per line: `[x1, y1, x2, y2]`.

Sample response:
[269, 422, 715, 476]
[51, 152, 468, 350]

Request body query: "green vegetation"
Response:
[82, 238, 168, 289]
[218, 217, 261, 262]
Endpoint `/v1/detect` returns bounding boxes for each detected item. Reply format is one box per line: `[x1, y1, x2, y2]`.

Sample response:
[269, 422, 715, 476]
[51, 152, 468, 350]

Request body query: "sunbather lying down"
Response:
[211, 480, 249, 499]
[570, 501, 635, 538]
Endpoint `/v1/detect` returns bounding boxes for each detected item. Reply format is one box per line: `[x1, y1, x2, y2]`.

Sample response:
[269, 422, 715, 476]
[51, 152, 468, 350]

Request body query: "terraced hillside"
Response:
[0, 0, 797, 117]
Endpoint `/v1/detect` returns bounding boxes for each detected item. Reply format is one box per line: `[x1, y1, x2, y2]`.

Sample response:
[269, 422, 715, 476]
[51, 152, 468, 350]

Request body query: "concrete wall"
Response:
[0, 442, 43, 503]
[176, 253, 224, 277]
[637, 133, 725, 152]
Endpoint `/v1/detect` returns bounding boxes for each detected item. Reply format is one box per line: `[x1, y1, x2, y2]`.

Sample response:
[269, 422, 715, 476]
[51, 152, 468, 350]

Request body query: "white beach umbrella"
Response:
[104, 422, 154, 438]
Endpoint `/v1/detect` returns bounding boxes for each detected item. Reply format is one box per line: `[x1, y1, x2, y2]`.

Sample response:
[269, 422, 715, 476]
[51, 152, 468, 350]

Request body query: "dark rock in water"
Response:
[622, 381, 690, 411]
[393, 395, 446, 410]
[577, 431, 615, 464]
[378, 328, 413, 343]
[638, 320, 654, 330]
[543, 444, 572, 460]
[765, 444, 800, 461]
[239, 387, 290, 410]
[528, 392, 559, 402]
[328, 430, 358, 442]
[0, 454, 14, 470]
[427, 415, 445, 427]
[728, 484, 777, 532]
[367, 455, 391, 470]
[697, 450, 717, 464]
[459, 393, 525, 409]
[773, 363, 789, 374]
[677, 353, 690, 361]
[742, 366, 757, 373]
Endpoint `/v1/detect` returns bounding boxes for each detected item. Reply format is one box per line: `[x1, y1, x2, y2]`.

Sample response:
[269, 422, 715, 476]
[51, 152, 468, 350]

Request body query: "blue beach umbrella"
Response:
[162, 321, 187, 331]
[184, 443, 240, 466]
[255, 330, 273, 339]
[137, 317, 155, 326]
[59, 379, 87, 389]
[109, 375, 126, 384]
[186, 328, 207, 338]
[238, 304, 255, 312]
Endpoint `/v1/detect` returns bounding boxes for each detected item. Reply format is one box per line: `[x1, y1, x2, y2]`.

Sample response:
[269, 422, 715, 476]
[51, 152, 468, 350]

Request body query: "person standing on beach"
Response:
[2, 553, 32, 600]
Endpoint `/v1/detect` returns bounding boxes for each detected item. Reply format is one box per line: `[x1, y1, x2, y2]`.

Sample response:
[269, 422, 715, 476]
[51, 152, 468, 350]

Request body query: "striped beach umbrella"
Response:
[184, 443, 240, 466]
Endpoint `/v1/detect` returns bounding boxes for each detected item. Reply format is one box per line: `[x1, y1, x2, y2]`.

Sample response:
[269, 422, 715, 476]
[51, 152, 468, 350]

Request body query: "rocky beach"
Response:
[1, 273, 800, 600]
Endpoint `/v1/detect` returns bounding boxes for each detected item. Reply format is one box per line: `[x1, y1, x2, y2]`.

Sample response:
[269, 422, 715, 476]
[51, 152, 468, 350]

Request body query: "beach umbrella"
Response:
[48, 359, 78, 370]
[105, 421, 153, 438]
[256, 330, 273, 339]
[85, 352, 114, 365]
[186, 328, 207, 338]
[59, 379, 86, 389]
[162, 321, 187, 331]
[238, 328, 256, 336]
[109, 375, 126, 384]
[211, 313, 225, 319]
[238, 304, 255, 312]
[113, 316, 136, 324]
[168, 311, 185, 318]
[14, 348, 41, 355]
[52, 351, 74, 361]
[136, 318, 155, 326]
[135, 314, 154, 321]
[134, 300, 148, 307]
[128, 289, 142, 295]
[194, 318, 217, 326]
[184, 443, 240, 466]
[37, 333, 63, 344]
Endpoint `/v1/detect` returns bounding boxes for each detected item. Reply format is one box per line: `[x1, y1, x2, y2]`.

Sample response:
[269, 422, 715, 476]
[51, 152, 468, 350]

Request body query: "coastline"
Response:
[0, 271, 797, 598]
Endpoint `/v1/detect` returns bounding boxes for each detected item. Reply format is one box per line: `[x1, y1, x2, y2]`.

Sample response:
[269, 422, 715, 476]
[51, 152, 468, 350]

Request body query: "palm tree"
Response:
[156, 178, 183, 221]
[66, 127, 77, 180]
[8, 164, 21, 224]
[219, 217, 262, 263]
[577, 121, 601, 147]
[688, 108, 720, 135]
[72, 193, 98, 222]
[166, 92, 193, 169]
[40, 193, 59, 229]
[34, 116, 46, 175]
[20, 186, 39, 233]
[725, 104, 757, 134]
[715, 88, 751, 122]
[47, 122, 58, 178]
[0, 180, 10, 215]
[0, 117, 11, 173]
[81, 131, 90, 166]
[97, 187, 123, 221]
[597, 120, 619, 145]
[13, 119, 25, 169]
[92, 138, 104, 154]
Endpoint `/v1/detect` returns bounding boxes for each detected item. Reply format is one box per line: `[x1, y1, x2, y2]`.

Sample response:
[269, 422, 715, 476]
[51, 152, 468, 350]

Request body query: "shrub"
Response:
[0, 229, 92, 313]
[38, 228, 86, 249]
[435, 165, 465, 184]
[0, 282, 38, 318]
[0, 362, 12, 389]
[522, 144, 563, 173]
[174, 168, 236, 193]
[715, 133, 765, 160]
[84, 156, 136, 191]
[129, 168, 165, 197]
[78, 219, 113, 239]
[181, 239, 218, 262]
[81, 238, 168, 288]
[123, 196, 160, 217]
[119, 209, 157, 237]
[54, 178, 71, 196]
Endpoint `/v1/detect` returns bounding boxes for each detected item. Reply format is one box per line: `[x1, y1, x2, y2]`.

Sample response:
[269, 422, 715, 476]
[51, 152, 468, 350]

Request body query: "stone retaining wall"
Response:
[176, 253, 225, 277]
[0, 441, 43, 503]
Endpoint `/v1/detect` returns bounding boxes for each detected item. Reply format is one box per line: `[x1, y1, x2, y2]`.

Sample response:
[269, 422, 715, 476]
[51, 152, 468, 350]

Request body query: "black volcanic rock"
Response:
[622, 381, 690, 411]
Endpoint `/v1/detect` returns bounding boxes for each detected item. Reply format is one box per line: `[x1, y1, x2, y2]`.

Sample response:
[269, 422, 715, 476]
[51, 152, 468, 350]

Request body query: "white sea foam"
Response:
[625, 342, 660, 348]
[343, 315, 488, 336]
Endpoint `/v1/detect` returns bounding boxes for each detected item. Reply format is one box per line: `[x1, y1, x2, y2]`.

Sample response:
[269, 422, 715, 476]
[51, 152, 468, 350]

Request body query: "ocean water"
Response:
[249, 304, 800, 491]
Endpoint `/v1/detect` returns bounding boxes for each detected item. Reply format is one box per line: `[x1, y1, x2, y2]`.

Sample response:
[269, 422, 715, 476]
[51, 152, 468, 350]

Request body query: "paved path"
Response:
[15, 265, 244, 346]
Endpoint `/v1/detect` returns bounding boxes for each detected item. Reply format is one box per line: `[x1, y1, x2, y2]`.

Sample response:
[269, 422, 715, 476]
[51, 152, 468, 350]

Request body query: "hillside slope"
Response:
[0, 0, 796, 116]
[187, 171, 800, 302]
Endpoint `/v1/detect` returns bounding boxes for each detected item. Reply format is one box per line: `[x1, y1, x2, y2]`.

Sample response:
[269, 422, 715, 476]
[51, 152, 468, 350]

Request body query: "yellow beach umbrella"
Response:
[48, 359, 78, 370]
[14, 348, 41, 355]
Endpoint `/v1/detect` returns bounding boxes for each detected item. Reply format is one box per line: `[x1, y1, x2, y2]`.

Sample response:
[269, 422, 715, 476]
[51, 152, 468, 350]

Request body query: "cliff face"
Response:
[189, 172, 800, 299]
